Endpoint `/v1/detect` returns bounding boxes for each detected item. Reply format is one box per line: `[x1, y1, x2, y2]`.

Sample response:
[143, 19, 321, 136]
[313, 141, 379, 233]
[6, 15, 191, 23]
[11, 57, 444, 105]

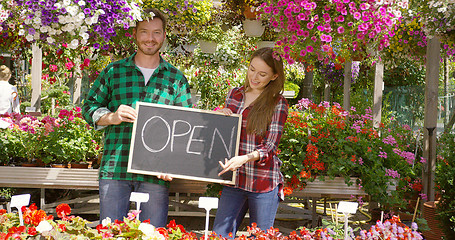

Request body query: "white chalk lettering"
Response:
[187, 125, 207, 155]
[171, 120, 192, 152]
[142, 116, 170, 153]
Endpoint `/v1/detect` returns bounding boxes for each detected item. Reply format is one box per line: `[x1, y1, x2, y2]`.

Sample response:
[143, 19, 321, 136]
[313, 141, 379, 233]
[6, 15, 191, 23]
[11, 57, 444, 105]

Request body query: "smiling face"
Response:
[133, 17, 165, 57]
[247, 57, 278, 93]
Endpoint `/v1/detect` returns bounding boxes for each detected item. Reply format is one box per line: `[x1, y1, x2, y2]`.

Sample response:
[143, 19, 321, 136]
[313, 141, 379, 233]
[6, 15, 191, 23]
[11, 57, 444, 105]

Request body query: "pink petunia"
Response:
[302, 30, 310, 37]
[322, 44, 331, 52]
[353, 12, 361, 20]
[337, 26, 345, 34]
[306, 45, 314, 52]
[307, 22, 314, 29]
[300, 49, 307, 56]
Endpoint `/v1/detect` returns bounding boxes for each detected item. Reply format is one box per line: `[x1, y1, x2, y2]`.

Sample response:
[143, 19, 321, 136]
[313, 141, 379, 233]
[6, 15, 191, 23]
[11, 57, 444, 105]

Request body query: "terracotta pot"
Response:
[50, 163, 67, 168]
[69, 162, 90, 169]
[21, 162, 39, 167]
[422, 201, 446, 240]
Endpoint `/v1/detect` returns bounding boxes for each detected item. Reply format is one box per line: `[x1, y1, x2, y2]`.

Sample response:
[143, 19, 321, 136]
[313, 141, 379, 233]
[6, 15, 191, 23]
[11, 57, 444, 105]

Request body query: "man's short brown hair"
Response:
[137, 8, 167, 32]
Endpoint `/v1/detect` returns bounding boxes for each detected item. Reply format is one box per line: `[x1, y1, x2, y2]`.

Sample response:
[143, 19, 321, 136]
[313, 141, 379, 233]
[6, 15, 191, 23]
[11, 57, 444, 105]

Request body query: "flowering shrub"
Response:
[278, 98, 424, 210]
[258, 0, 408, 65]
[0, 203, 424, 239]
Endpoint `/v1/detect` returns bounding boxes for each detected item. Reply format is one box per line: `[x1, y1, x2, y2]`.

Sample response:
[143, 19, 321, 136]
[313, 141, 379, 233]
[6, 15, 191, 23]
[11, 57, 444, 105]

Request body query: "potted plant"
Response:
[193, 24, 225, 54]
[44, 107, 95, 167]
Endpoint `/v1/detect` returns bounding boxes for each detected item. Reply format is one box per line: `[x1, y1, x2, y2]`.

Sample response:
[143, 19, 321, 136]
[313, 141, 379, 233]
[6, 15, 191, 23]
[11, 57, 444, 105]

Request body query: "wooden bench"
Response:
[0, 166, 395, 228]
[0, 166, 208, 216]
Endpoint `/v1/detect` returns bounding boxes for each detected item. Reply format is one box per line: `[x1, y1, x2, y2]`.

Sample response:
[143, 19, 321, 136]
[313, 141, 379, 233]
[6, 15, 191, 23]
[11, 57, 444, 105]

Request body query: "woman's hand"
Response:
[217, 108, 233, 116]
[218, 156, 247, 176]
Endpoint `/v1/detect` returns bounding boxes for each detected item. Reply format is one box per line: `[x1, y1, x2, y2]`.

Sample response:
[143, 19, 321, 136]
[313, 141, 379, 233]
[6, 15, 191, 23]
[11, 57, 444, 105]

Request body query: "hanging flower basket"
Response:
[199, 40, 217, 54]
[242, 19, 265, 37]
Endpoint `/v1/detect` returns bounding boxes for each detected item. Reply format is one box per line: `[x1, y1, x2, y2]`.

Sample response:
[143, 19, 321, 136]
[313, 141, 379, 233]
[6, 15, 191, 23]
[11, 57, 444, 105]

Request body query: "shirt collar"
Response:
[126, 52, 170, 72]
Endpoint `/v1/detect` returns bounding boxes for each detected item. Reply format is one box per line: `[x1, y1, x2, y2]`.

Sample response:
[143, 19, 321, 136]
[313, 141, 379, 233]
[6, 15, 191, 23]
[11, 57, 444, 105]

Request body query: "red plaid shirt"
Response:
[225, 87, 289, 198]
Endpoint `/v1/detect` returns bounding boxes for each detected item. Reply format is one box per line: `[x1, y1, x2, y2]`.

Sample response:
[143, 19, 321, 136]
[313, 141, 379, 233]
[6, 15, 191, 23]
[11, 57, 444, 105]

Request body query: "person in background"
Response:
[213, 47, 289, 237]
[81, 8, 192, 226]
[0, 65, 20, 115]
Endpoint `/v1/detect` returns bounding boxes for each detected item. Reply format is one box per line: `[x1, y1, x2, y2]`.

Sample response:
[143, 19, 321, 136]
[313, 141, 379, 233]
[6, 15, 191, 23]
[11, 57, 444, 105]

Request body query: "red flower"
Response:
[27, 227, 37, 236]
[56, 203, 71, 219]
[167, 219, 177, 229]
[156, 227, 169, 238]
[58, 224, 67, 232]
[0, 209, 6, 215]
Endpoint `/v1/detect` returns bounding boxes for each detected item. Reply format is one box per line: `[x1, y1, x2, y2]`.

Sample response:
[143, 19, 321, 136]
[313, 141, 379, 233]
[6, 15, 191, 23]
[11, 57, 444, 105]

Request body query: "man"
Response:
[82, 8, 192, 226]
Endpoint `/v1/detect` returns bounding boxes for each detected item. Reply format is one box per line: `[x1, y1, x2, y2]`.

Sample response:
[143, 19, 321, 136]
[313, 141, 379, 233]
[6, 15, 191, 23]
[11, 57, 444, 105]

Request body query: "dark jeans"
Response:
[212, 186, 279, 238]
[99, 179, 169, 227]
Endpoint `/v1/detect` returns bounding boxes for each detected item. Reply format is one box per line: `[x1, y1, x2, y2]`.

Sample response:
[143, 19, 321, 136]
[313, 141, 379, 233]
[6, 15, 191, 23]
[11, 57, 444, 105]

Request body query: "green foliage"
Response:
[436, 131, 455, 238]
[194, 24, 225, 43]
[383, 60, 426, 87]
[40, 85, 72, 116]
[284, 81, 300, 94]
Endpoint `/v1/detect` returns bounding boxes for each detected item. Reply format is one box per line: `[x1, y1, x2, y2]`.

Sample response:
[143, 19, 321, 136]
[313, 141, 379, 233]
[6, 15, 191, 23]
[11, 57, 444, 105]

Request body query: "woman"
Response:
[213, 47, 289, 237]
[0, 65, 20, 115]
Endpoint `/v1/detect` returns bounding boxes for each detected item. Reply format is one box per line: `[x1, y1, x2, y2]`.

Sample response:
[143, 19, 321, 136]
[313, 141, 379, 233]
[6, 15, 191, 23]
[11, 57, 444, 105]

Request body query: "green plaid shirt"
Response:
[82, 53, 192, 186]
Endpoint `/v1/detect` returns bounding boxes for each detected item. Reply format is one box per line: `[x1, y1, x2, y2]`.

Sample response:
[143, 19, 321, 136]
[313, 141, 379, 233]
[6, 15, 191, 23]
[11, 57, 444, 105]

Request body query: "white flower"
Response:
[77, 12, 85, 21]
[58, 15, 66, 24]
[36, 221, 53, 233]
[54, 2, 61, 8]
[18, 29, 25, 36]
[40, 26, 48, 33]
[67, 5, 78, 16]
[80, 32, 89, 40]
[102, 217, 112, 227]
[25, 34, 33, 41]
[138, 223, 155, 235]
[69, 39, 79, 49]
[47, 37, 55, 44]
[33, 32, 40, 40]
[139, 223, 165, 240]
[63, 0, 71, 7]
[24, 18, 31, 25]
[78, 0, 85, 6]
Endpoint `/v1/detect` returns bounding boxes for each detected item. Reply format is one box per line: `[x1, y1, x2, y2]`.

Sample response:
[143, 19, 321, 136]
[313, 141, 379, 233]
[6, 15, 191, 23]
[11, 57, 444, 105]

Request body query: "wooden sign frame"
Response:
[127, 102, 241, 185]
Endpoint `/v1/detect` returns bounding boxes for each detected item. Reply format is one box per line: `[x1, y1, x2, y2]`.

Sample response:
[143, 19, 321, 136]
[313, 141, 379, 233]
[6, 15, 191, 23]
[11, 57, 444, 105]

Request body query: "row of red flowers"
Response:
[0, 203, 424, 239]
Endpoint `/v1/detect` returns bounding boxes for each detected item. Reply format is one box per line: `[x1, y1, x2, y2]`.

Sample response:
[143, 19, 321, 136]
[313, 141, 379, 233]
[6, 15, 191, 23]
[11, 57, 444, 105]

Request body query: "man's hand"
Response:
[97, 104, 137, 126]
[157, 174, 173, 181]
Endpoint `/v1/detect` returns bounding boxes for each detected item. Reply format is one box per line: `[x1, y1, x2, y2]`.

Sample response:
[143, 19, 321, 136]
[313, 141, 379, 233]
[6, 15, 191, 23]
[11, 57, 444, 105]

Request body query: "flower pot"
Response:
[243, 19, 265, 37]
[257, 41, 276, 49]
[69, 162, 91, 169]
[21, 162, 39, 167]
[199, 40, 217, 54]
[422, 201, 446, 240]
[51, 163, 67, 168]
[182, 44, 197, 52]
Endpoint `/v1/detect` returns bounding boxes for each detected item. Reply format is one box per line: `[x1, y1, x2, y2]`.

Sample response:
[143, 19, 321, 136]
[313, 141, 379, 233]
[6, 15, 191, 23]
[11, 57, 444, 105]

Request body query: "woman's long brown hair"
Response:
[244, 47, 285, 136]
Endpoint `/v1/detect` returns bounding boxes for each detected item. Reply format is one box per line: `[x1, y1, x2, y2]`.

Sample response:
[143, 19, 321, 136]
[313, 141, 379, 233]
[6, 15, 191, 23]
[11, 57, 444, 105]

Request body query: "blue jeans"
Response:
[212, 186, 279, 238]
[99, 179, 169, 227]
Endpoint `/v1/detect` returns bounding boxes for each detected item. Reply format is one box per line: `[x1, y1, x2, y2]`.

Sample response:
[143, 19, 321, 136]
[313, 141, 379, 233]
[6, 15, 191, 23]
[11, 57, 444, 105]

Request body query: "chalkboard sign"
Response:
[127, 102, 242, 184]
